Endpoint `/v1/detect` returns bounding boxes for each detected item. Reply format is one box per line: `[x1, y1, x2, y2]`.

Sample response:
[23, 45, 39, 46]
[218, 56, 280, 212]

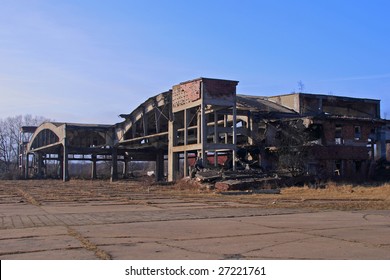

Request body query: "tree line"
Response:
[0, 115, 48, 179]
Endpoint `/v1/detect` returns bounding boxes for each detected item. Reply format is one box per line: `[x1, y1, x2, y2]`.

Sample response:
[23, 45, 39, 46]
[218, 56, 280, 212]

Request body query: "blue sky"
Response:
[1, 0, 390, 123]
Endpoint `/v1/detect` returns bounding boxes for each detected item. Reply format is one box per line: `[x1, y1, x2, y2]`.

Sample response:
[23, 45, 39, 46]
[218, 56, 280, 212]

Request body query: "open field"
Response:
[0, 179, 390, 260]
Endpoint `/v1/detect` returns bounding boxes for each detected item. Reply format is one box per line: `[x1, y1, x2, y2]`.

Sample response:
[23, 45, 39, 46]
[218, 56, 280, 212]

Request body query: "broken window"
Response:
[335, 125, 343, 144]
[354, 126, 361, 140]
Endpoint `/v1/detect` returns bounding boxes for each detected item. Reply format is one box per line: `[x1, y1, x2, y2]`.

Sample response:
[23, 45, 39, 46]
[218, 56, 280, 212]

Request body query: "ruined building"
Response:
[19, 77, 388, 182]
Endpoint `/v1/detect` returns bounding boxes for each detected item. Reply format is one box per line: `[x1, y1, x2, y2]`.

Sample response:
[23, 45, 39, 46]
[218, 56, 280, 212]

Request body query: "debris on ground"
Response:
[188, 167, 324, 194]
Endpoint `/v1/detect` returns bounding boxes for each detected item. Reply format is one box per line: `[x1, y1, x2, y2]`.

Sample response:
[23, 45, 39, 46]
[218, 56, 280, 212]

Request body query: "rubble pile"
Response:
[193, 169, 281, 193]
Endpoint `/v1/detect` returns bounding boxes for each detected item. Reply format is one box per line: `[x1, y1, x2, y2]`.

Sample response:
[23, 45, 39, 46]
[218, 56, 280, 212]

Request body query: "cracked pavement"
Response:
[0, 180, 389, 260]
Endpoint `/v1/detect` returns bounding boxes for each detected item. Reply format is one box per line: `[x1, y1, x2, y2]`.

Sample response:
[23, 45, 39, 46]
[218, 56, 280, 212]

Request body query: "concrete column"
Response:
[58, 154, 63, 179]
[183, 109, 189, 177]
[24, 152, 29, 179]
[214, 110, 218, 143]
[110, 148, 118, 182]
[91, 154, 97, 179]
[168, 118, 179, 181]
[224, 115, 228, 144]
[62, 124, 69, 182]
[200, 103, 207, 166]
[214, 110, 218, 167]
[123, 157, 128, 178]
[62, 142, 69, 182]
[142, 111, 148, 137]
[155, 150, 164, 181]
[232, 106, 237, 171]
[37, 153, 43, 178]
[197, 109, 201, 144]
[250, 116, 259, 145]
[377, 128, 387, 159]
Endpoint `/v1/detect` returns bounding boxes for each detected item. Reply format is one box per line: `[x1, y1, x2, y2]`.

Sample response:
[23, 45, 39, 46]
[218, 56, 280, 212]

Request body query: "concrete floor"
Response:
[1, 185, 390, 260]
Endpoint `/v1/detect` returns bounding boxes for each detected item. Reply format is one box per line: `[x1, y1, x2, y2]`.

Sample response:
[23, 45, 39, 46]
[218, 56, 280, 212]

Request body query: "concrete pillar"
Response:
[183, 109, 189, 177]
[62, 141, 69, 182]
[155, 150, 164, 181]
[37, 153, 43, 178]
[214, 110, 218, 144]
[224, 115, 228, 144]
[200, 103, 207, 167]
[250, 116, 259, 145]
[197, 109, 201, 144]
[123, 157, 128, 178]
[58, 154, 63, 179]
[232, 106, 237, 171]
[142, 110, 148, 137]
[62, 124, 69, 182]
[214, 110, 219, 167]
[24, 152, 29, 179]
[110, 148, 118, 182]
[132, 121, 136, 138]
[91, 154, 97, 179]
[154, 105, 161, 134]
[377, 128, 386, 159]
[168, 118, 179, 182]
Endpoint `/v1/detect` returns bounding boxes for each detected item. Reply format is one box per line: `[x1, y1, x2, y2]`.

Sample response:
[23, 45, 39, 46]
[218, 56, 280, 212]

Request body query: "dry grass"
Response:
[163, 179, 390, 210]
[281, 182, 390, 200]
[1, 179, 390, 210]
[67, 227, 112, 260]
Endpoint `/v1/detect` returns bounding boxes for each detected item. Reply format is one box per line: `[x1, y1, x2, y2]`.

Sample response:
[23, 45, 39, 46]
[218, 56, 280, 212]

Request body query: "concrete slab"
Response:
[73, 219, 280, 242]
[0, 235, 82, 255]
[0, 248, 97, 260]
[99, 243, 215, 260]
[245, 236, 390, 260]
[1, 181, 390, 260]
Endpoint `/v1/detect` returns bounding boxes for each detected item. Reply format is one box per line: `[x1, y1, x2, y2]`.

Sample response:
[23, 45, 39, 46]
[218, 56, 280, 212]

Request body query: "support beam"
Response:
[155, 150, 164, 181]
[200, 102, 207, 167]
[37, 152, 43, 178]
[110, 148, 118, 182]
[91, 154, 97, 179]
[214, 110, 218, 144]
[154, 102, 161, 134]
[62, 142, 69, 182]
[224, 115, 228, 144]
[58, 153, 63, 179]
[232, 106, 237, 171]
[168, 118, 179, 181]
[123, 157, 128, 178]
[24, 153, 29, 179]
[183, 109, 189, 177]
[249, 115, 259, 145]
[142, 111, 148, 137]
[62, 124, 69, 182]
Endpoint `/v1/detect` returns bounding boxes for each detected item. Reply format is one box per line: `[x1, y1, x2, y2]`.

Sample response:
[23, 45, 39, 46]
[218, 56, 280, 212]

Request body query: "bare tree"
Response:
[0, 115, 49, 178]
[297, 80, 305, 92]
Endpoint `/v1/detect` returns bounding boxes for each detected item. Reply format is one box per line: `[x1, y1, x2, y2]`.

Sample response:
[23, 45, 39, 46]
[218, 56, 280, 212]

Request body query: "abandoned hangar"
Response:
[19, 77, 389, 182]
